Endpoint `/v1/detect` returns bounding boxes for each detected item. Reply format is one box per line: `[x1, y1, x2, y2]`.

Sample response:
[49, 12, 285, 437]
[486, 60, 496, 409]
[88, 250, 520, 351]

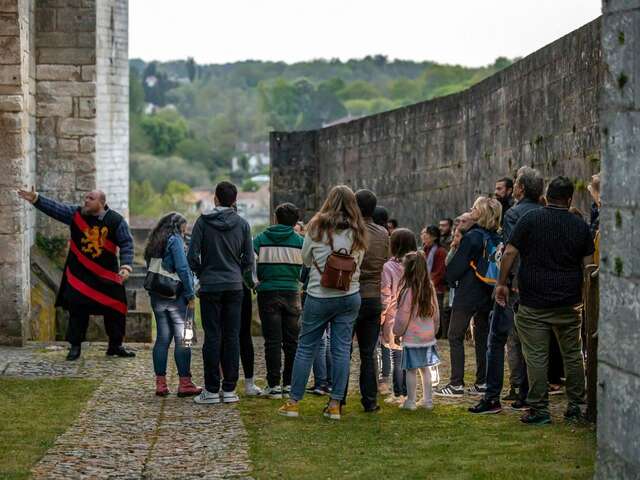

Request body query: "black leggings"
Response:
[240, 285, 255, 379]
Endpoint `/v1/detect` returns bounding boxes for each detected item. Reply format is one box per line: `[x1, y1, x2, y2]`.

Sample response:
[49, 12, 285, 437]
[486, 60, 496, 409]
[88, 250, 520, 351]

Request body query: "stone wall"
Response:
[272, 20, 602, 234]
[96, 0, 128, 217]
[596, 1, 640, 478]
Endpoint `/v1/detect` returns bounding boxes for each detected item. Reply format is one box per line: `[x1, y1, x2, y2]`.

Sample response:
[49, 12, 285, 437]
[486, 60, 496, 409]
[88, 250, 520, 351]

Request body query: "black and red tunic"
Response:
[56, 208, 128, 316]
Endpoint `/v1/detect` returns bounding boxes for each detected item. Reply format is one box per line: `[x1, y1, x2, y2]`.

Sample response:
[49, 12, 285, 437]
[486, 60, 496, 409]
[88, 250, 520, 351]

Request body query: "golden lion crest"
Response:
[81, 226, 109, 258]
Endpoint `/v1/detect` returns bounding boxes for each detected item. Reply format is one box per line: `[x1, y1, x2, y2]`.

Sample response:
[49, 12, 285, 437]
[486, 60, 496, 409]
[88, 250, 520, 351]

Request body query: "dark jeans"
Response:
[436, 293, 451, 339]
[448, 308, 490, 386]
[67, 308, 125, 348]
[240, 285, 255, 379]
[150, 295, 191, 377]
[257, 291, 301, 387]
[200, 290, 243, 393]
[392, 348, 407, 396]
[484, 303, 528, 403]
[351, 297, 382, 409]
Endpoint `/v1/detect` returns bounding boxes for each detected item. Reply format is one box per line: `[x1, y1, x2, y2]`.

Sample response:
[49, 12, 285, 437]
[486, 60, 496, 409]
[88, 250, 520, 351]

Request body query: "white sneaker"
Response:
[385, 395, 405, 405]
[222, 390, 240, 403]
[419, 399, 434, 410]
[244, 380, 264, 397]
[193, 389, 220, 405]
[264, 386, 283, 399]
[282, 385, 291, 398]
[400, 399, 417, 410]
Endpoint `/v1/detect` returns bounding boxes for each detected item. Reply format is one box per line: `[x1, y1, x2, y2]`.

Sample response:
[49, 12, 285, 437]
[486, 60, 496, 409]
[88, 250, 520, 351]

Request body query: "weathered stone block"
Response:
[36, 96, 73, 117]
[39, 171, 75, 191]
[79, 135, 94, 152]
[37, 48, 95, 65]
[75, 172, 94, 189]
[0, 0, 18, 13]
[57, 138, 78, 152]
[0, 36, 20, 64]
[81, 65, 95, 81]
[38, 80, 95, 96]
[603, 0, 640, 14]
[0, 111, 21, 131]
[77, 32, 95, 48]
[58, 117, 94, 136]
[0, 94, 22, 111]
[596, 362, 640, 478]
[0, 13, 18, 35]
[35, 8, 55, 32]
[0, 131, 21, 157]
[36, 65, 81, 81]
[0, 64, 21, 85]
[56, 8, 95, 32]
[0, 234, 22, 261]
[78, 97, 95, 117]
[36, 32, 77, 48]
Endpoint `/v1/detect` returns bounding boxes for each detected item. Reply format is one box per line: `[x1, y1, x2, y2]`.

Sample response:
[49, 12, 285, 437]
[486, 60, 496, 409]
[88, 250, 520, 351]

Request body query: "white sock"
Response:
[405, 369, 418, 403]
[419, 367, 432, 404]
[245, 377, 255, 387]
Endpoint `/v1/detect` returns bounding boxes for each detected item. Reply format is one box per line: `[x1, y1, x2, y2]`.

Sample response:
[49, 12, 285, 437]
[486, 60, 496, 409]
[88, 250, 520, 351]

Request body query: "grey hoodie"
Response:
[187, 207, 254, 292]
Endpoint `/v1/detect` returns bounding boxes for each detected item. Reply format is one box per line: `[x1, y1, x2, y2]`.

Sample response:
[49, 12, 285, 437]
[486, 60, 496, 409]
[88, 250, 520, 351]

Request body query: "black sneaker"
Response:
[434, 384, 464, 397]
[564, 405, 585, 422]
[502, 386, 519, 402]
[510, 399, 530, 411]
[469, 399, 502, 414]
[106, 346, 136, 357]
[466, 384, 487, 396]
[520, 409, 551, 425]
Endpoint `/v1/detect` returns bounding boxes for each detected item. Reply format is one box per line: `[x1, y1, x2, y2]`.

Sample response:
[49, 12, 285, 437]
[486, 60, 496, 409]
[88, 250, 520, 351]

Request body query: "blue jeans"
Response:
[151, 295, 191, 377]
[485, 302, 528, 403]
[290, 293, 361, 402]
[312, 326, 332, 388]
[392, 349, 407, 396]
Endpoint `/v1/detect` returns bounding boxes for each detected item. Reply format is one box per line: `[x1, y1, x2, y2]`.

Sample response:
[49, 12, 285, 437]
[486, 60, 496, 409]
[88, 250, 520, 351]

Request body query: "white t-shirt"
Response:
[302, 229, 364, 298]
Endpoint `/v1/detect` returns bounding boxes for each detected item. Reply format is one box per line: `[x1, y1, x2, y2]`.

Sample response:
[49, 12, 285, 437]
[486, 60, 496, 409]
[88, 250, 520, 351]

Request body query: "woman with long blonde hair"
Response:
[279, 185, 367, 420]
[435, 196, 502, 398]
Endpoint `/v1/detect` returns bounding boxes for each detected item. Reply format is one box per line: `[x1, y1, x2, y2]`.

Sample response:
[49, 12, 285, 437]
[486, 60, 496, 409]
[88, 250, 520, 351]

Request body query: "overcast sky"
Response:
[130, 1, 601, 67]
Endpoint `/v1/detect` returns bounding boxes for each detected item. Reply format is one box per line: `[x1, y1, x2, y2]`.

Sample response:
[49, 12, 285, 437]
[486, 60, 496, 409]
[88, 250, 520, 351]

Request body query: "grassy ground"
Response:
[0, 378, 98, 480]
[238, 393, 595, 480]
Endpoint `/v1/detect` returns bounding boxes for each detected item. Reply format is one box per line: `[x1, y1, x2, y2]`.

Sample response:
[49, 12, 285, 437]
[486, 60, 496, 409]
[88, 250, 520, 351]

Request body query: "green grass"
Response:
[238, 393, 596, 479]
[0, 378, 98, 480]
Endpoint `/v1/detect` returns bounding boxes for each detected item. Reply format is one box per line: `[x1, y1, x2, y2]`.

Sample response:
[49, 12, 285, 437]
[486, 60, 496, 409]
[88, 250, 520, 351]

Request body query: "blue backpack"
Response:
[469, 229, 504, 287]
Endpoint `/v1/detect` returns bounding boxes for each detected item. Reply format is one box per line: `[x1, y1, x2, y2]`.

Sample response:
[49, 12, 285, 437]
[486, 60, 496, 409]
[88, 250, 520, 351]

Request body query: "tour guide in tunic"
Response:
[18, 187, 136, 361]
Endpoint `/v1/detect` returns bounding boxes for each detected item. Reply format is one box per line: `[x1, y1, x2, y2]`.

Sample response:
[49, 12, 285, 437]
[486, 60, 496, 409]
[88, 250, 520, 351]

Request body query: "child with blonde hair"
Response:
[393, 250, 440, 410]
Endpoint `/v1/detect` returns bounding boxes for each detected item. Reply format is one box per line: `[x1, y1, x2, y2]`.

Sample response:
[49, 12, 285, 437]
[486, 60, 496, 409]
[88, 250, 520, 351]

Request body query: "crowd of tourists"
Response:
[17, 166, 601, 425]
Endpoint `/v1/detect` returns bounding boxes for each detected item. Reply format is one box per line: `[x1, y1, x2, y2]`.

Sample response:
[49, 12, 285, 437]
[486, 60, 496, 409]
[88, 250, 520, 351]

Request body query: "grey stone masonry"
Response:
[272, 20, 603, 234]
[596, 1, 640, 478]
[0, 0, 129, 346]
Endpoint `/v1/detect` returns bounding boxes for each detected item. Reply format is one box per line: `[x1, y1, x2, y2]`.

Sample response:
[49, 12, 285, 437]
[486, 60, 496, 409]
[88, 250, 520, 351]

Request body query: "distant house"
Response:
[187, 183, 270, 228]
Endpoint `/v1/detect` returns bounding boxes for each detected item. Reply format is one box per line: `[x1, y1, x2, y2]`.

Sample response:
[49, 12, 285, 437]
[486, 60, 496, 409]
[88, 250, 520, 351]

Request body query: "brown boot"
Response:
[178, 376, 202, 397]
[155, 375, 170, 397]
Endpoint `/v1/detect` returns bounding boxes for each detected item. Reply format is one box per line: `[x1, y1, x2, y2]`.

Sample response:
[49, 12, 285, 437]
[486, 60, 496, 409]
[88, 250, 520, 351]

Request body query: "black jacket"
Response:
[187, 208, 254, 292]
[445, 225, 497, 311]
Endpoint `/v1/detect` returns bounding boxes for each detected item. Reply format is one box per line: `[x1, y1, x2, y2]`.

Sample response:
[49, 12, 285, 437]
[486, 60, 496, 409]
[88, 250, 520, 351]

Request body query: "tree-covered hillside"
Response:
[129, 55, 513, 217]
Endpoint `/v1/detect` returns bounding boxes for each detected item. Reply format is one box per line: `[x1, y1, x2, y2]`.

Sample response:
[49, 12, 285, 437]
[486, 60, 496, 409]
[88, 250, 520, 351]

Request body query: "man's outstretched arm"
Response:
[18, 187, 76, 226]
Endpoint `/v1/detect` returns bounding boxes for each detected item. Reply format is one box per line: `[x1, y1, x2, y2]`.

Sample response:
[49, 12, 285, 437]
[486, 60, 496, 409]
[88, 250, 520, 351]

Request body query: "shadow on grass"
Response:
[238, 392, 595, 480]
[0, 377, 98, 480]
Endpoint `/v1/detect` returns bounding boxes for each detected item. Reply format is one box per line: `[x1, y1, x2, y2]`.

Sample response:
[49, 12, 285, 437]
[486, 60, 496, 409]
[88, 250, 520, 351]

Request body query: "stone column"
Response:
[35, 0, 97, 237]
[596, 0, 640, 478]
[0, 0, 36, 345]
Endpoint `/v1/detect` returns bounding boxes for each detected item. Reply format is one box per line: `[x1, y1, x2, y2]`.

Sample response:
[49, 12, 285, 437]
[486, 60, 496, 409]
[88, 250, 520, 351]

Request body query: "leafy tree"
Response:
[140, 110, 189, 156]
[186, 57, 197, 83]
[130, 153, 211, 191]
[129, 69, 145, 114]
[241, 179, 259, 192]
[337, 80, 382, 101]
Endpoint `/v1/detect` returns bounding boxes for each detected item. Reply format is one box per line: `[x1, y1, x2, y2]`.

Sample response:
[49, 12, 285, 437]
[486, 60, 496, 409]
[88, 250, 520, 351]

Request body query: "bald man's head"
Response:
[82, 190, 107, 216]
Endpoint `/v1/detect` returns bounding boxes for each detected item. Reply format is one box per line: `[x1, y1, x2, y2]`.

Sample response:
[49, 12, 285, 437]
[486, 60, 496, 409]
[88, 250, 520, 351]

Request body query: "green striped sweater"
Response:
[253, 224, 304, 292]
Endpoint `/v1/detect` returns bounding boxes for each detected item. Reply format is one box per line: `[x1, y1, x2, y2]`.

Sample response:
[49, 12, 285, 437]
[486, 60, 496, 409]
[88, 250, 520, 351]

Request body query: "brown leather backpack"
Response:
[313, 238, 357, 291]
